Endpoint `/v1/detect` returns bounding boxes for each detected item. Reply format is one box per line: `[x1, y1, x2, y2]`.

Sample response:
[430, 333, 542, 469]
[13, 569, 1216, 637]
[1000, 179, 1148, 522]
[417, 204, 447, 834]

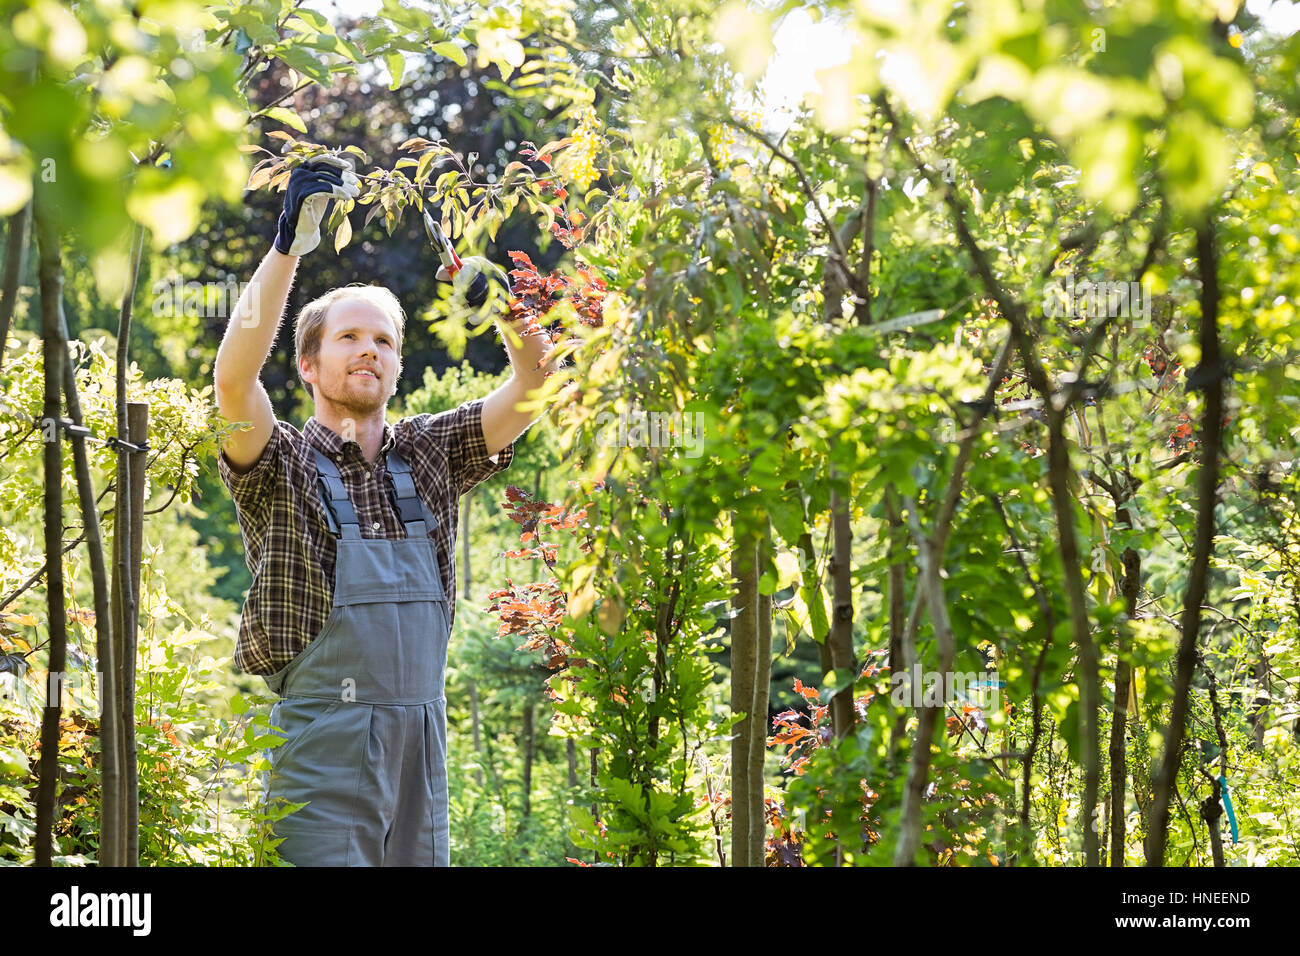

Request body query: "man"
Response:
[213, 155, 554, 866]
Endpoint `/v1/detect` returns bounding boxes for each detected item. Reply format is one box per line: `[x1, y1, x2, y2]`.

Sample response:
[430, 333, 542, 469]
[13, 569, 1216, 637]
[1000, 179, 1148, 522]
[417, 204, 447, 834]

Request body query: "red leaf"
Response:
[793, 677, 819, 701]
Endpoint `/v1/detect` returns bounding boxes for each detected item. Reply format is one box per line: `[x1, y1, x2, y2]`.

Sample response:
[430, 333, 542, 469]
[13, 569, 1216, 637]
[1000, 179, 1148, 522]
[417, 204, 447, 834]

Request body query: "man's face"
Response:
[302, 298, 401, 416]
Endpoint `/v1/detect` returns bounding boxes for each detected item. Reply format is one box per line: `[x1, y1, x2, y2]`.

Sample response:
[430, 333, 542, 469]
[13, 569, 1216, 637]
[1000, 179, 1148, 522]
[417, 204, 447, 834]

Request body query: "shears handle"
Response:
[423, 210, 464, 276]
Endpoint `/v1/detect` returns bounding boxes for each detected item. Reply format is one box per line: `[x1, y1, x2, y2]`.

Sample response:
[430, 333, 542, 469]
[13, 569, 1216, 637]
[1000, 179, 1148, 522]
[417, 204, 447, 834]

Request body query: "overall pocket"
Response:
[262, 606, 347, 697]
[267, 697, 344, 769]
[266, 698, 372, 861]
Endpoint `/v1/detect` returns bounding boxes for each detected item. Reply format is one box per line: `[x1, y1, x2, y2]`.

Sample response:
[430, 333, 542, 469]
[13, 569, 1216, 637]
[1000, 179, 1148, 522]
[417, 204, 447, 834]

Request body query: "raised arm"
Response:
[481, 312, 557, 458]
[437, 256, 559, 457]
[213, 248, 298, 473]
[214, 154, 360, 473]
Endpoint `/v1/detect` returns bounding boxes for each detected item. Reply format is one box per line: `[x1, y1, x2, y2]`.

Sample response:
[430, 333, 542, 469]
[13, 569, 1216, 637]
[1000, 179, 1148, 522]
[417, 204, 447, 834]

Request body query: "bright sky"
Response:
[1246, 0, 1300, 34]
[318, 0, 849, 124]
[314, 0, 1300, 125]
[760, 7, 853, 117]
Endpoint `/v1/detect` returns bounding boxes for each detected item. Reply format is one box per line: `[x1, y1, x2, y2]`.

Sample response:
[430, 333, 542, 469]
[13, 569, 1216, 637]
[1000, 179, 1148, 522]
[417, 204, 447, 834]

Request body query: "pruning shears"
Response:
[423, 209, 489, 304]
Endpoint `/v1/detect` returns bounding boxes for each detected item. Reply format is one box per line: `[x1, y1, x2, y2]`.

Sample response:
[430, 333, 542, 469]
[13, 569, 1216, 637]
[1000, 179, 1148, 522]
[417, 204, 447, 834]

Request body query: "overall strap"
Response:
[384, 447, 440, 537]
[313, 449, 361, 539]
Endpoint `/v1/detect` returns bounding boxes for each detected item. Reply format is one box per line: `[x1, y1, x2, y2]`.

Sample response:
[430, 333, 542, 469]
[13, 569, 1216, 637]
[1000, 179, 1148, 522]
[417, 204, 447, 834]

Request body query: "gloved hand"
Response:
[438, 255, 512, 321]
[274, 154, 360, 256]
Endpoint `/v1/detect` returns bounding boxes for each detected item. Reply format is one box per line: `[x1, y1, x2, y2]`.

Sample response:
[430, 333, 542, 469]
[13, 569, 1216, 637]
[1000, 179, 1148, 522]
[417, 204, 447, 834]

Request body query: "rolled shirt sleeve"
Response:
[217, 421, 283, 534]
[416, 397, 515, 498]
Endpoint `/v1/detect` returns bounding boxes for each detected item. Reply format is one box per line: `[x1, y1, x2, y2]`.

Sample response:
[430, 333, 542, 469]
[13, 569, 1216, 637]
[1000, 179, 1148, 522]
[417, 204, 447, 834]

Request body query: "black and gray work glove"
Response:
[274, 154, 360, 256]
[438, 256, 513, 319]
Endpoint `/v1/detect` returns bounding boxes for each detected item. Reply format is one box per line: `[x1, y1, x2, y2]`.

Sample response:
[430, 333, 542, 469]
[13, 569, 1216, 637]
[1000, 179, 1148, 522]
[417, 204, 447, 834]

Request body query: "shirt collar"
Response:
[305, 416, 396, 465]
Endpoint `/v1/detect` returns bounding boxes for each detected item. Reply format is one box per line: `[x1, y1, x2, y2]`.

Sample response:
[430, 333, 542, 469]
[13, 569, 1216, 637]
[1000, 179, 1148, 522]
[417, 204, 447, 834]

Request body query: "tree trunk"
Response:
[1041, 403, 1102, 866]
[884, 486, 910, 768]
[1148, 221, 1225, 867]
[589, 747, 599, 865]
[107, 222, 145, 867]
[826, 487, 857, 740]
[793, 495, 834, 701]
[1202, 788, 1225, 867]
[822, 208, 865, 743]
[728, 511, 758, 866]
[0, 201, 31, 370]
[1109, 541, 1141, 866]
[894, 496, 958, 865]
[108, 487, 125, 867]
[887, 342, 1012, 863]
[1019, 628, 1054, 863]
[124, 402, 147, 866]
[749, 519, 773, 867]
[647, 528, 686, 867]
[852, 176, 878, 325]
[33, 199, 67, 868]
[57, 297, 121, 870]
[1249, 655, 1268, 750]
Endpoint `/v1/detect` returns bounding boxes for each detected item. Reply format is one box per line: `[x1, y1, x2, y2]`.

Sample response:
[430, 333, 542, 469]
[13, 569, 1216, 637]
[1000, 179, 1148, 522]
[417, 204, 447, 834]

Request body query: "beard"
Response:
[317, 369, 390, 416]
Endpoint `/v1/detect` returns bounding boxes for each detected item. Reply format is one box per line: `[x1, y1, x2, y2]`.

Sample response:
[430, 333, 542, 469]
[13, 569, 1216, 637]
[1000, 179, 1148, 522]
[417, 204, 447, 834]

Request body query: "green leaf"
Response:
[433, 41, 467, 67]
[416, 149, 437, 183]
[279, 45, 332, 85]
[302, 33, 361, 63]
[288, 9, 333, 33]
[259, 106, 307, 134]
[1074, 118, 1140, 214]
[1060, 699, 1080, 765]
[335, 35, 366, 63]
[334, 214, 352, 253]
[326, 199, 346, 233]
[385, 52, 405, 90]
[1161, 110, 1229, 212]
[0, 745, 29, 777]
[0, 160, 33, 216]
[126, 175, 204, 245]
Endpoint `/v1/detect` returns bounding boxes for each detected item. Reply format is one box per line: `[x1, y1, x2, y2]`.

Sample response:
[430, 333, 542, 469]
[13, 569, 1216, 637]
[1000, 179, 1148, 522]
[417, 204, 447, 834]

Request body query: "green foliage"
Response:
[0, 335, 290, 864]
[516, 0, 1300, 866]
[5, 0, 1300, 867]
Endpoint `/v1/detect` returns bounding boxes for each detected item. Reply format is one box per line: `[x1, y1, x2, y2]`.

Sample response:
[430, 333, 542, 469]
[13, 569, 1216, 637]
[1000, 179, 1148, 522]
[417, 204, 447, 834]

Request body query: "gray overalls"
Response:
[260, 446, 452, 866]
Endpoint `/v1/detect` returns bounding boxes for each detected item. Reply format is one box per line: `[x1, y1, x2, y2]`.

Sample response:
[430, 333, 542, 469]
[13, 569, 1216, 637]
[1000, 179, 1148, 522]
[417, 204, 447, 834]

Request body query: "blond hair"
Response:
[294, 285, 406, 398]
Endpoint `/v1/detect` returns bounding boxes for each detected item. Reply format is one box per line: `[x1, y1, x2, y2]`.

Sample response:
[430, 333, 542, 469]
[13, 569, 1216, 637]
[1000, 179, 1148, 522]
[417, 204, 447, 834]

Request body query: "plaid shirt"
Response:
[217, 397, 514, 676]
